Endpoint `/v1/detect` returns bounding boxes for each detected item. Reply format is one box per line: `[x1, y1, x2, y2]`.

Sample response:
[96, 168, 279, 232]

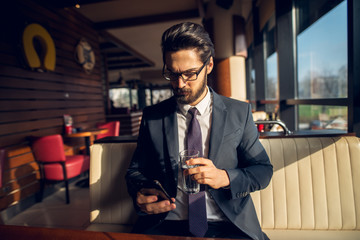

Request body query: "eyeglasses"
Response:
[162, 57, 210, 82]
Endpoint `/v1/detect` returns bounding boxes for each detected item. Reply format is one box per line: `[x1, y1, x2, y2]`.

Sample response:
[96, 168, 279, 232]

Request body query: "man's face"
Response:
[164, 49, 213, 106]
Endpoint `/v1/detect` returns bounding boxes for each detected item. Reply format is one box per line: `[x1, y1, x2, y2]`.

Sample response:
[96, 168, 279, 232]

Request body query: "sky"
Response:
[297, 1, 348, 82]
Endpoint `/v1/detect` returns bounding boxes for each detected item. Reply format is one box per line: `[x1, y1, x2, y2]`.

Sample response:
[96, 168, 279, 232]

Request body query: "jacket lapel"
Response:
[163, 98, 179, 178]
[208, 91, 228, 165]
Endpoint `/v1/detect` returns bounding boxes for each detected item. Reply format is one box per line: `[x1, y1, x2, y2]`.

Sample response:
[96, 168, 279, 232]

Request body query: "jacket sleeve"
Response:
[225, 104, 273, 200]
[125, 108, 155, 211]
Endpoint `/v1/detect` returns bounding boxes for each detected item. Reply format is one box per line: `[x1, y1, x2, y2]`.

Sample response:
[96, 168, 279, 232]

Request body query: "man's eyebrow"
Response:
[166, 67, 198, 73]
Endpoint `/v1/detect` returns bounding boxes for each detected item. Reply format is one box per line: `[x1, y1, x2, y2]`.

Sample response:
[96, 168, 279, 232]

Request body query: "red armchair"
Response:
[96, 121, 120, 139]
[31, 134, 90, 204]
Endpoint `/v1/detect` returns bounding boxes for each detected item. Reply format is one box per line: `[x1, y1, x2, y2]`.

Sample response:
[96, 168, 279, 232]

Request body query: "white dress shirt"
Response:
[166, 87, 227, 221]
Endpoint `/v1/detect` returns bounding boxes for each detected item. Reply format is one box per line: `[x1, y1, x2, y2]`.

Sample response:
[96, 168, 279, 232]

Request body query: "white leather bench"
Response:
[87, 136, 360, 240]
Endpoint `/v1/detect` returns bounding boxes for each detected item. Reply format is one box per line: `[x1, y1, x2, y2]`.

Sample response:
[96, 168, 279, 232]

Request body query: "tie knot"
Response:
[188, 108, 198, 117]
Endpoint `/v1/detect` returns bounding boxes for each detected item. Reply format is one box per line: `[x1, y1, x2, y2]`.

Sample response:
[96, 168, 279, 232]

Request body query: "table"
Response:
[0, 225, 240, 240]
[65, 128, 108, 155]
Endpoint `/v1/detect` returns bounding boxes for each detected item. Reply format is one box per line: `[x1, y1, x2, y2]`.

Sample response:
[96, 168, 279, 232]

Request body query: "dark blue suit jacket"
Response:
[126, 88, 273, 240]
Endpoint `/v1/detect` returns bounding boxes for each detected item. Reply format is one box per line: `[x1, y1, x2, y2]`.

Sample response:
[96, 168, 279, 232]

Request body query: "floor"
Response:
[4, 177, 90, 230]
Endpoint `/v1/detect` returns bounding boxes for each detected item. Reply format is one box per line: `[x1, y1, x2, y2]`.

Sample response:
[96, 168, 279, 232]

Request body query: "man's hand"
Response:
[185, 158, 230, 189]
[136, 188, 176, 214]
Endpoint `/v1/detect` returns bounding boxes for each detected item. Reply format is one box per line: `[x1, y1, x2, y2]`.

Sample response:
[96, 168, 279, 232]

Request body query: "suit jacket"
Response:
[126, 88, 273, 240]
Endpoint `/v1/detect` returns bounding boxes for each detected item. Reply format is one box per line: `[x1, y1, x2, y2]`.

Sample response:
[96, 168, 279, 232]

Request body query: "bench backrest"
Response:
[89, 136, 360, 231]
[255, 136, 360, 230]
[90, 142, 137, 225]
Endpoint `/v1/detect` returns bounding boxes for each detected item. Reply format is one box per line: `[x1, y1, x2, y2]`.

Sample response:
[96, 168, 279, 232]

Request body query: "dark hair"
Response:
[161, 22, 215, 64]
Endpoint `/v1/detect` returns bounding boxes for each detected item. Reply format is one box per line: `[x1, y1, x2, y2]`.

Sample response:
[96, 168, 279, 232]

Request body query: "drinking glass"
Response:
[179, 150, 200, 194]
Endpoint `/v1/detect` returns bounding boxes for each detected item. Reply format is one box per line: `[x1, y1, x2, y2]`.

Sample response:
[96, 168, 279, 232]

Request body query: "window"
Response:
[298, 105, 348, 130]
[264, 15, 278, 113]
[297, 0, 347, 99]
[147, 89, 172, 105]
[250, 69, 256, 111]
[246, 45, 256, 111]
[109, 88, 138, 109]
[296, 0, 347, 131]
[265, 52, 278, 101]
[245, 0, 353, 133]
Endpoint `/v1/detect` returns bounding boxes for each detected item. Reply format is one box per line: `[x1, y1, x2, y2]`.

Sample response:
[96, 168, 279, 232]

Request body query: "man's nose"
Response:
[175, 76, 187, 88]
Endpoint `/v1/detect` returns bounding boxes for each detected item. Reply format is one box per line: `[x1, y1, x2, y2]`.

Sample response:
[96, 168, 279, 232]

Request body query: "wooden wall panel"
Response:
[0, 66, 101, 86]
[0, 108, 104, 123]
[0, 0, 105, 211]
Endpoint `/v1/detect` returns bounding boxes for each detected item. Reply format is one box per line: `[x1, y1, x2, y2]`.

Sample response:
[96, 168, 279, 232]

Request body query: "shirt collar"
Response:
[177, 86, 211, 116]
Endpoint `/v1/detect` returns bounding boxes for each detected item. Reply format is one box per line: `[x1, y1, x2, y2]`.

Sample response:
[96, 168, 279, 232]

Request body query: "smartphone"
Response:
[153, 180, 175, 203]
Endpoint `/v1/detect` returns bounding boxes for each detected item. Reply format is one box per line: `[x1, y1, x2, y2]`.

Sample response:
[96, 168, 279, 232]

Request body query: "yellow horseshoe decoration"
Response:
[22, 23, 56, 71]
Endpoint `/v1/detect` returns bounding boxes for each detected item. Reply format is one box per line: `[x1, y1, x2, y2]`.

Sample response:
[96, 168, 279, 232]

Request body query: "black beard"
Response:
[173, 75, 207, 105]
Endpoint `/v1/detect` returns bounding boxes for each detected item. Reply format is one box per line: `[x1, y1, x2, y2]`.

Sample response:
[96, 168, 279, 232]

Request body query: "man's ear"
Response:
[206, 56, 214, 74]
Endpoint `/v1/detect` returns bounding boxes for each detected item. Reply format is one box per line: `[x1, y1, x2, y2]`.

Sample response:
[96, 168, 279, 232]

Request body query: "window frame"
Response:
[247, 0, 359, 134]
[277, 0, 352, 132]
